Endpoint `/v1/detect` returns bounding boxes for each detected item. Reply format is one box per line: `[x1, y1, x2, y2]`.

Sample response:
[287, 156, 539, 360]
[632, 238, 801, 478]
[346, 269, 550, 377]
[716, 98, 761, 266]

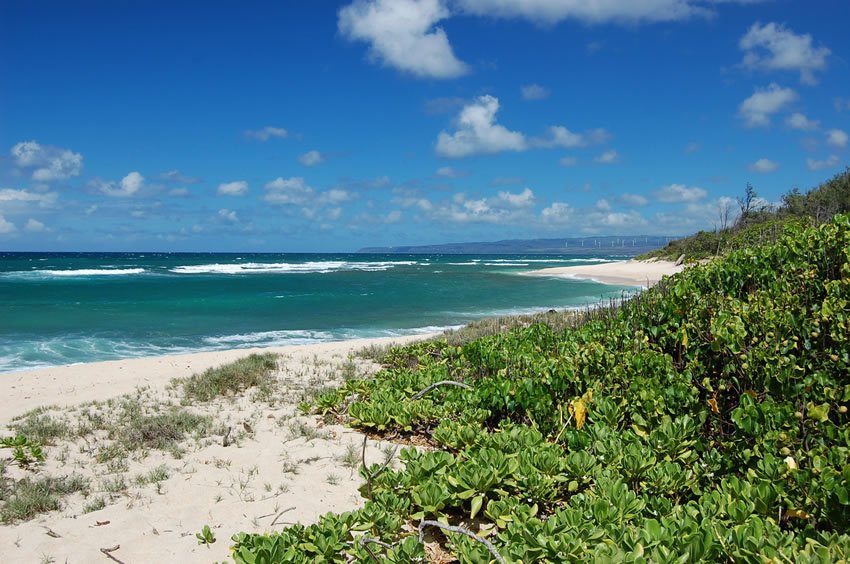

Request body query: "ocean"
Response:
[0, 252, 634, 373]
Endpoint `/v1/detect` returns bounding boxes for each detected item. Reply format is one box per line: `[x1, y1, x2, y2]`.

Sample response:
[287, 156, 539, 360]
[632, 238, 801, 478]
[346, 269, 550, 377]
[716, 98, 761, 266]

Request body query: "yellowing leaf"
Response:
[708, 398, 720, 414]
[569, 398, 587, 430]
[681, 328, 688, 347]
[786, 508, 811, 520]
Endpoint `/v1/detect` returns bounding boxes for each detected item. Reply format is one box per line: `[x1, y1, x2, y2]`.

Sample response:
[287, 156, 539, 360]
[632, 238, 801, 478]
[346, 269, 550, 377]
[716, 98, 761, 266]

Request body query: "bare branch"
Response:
[411, 380, 472, 400]
[418, 520, 505, 564]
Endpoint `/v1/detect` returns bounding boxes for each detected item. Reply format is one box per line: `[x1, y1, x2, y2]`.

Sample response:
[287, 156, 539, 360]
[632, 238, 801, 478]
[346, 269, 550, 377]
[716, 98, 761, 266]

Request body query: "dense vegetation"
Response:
[231, 215, 850, 562]
[643, 167, 850, 261]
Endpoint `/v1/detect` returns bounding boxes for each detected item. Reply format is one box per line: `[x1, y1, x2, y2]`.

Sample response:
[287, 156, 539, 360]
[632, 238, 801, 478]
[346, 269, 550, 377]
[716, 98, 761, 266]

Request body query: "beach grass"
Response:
[177, 353, 279, 402]
[1, 474, 88, 524]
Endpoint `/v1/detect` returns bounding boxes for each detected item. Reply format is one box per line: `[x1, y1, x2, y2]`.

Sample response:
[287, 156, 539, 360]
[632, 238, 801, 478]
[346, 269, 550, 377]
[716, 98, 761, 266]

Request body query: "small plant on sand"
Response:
[83, 496, 106, 513]
[196, 524, 216, 546]
[178, 353, 279, 402]
[1, 474, 88, 523]
[1, 435, 45, 467]
[9, 408, 71, 445]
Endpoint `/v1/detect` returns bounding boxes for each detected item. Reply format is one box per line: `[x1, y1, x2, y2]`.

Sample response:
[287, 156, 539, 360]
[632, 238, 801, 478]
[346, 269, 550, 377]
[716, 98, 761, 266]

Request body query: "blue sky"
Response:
[1, 0, 848, 252]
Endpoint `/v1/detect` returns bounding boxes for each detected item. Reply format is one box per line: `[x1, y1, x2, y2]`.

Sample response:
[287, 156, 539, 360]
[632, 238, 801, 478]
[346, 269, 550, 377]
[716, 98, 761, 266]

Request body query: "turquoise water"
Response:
[0, 252, 633, 372]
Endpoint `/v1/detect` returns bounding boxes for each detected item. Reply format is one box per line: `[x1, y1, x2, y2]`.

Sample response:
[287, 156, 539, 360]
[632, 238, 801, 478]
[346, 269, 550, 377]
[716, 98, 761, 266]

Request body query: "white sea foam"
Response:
[9, 268, 147, 278]
[169, 261, 417, 275]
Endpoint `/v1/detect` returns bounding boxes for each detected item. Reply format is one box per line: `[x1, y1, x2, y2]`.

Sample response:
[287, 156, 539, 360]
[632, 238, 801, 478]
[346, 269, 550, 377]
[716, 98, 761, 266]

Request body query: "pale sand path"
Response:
[0, 334, 435, 564]
[525, 259, 683, 287]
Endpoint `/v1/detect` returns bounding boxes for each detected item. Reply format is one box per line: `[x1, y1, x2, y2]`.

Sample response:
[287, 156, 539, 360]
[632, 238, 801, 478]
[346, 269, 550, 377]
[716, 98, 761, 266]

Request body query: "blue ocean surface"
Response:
[0, 252, 634, 372]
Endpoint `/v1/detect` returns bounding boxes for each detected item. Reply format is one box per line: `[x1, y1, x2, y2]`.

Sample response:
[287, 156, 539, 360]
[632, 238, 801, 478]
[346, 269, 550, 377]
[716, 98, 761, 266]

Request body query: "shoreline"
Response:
[0, 333, 436, 563]
[0, 334, 437, 422]
[524, 258, 683, 288]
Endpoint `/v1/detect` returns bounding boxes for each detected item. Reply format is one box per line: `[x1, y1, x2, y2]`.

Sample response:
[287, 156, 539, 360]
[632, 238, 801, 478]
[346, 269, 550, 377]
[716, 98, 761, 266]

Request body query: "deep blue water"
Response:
[0, 252, 633, 372]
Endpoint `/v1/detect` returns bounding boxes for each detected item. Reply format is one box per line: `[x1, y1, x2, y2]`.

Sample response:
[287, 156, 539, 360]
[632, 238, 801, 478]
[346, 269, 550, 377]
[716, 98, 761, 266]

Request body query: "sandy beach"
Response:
[0, 334, 434, 563]
[525, 259, 684, 287]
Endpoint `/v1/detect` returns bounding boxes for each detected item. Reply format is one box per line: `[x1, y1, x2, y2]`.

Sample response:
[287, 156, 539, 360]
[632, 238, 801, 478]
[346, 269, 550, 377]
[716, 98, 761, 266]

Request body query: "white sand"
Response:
[0, 334, 435, 563]
[525, 259, 683, 288]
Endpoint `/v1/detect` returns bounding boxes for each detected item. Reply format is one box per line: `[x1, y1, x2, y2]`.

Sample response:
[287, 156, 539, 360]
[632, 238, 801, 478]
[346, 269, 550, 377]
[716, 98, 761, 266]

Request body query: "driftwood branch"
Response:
[100, 545, 126, 564]
[359, 536, 394, 560]
[411, 380, 472, 400]
[361, 435, 399, 499]
[418, 520, 505, 564]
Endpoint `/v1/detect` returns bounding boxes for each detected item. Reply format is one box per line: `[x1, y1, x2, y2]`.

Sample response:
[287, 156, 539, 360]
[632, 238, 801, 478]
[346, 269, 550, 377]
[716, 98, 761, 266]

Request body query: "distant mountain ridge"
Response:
[357, 235, 672, 255]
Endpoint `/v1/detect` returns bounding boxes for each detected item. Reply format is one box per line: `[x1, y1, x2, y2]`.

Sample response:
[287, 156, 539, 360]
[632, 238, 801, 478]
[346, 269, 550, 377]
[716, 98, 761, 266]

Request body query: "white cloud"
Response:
[436, 95, 527, 157]
[559, 156, 578, 167]
[435, 166, 466, 177]
[299, 150, 324, 166]
[806, 154, 840, 171]
[338, 0, 467, 79]
[217, 208, 239, 222]
[738, 83, 797, 127]
[24, 218, 46, 232]
[218, 180, 249, 196]
[0, 188, 58, 208]
[827, 129, 848, 149]
[618, 193, 648, 207]
[740, 22, 830, 85]
[95, 171, 144, 197]
[436, 96, 609, 158]
[0, 215, 15, 234]
[244, 126, 288, 141]
[264, 177, 315, 205]
[533, 126, 610, 149]
[453, 0, 742, 25]
[594, 150, 619, 164]
[596, 199, 611, 211]
[653, 183, 707, 203]
[11, 140, 83, 182]
[318, 189, 355, 205]
[748, 158, 779, 173]
[521, 83, 549, 100]
[497, 187, 535, 208]
[384, 210, 403, 223]
[786, 112, 819, 131]
[159, 170, 201, 184]
[541, 202, 574, 223]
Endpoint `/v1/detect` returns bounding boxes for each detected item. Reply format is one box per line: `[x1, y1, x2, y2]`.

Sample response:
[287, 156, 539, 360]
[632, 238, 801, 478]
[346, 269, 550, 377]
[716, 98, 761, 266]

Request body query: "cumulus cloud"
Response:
[217, 208, 239, 222]
[299, 150, 324, 166]
[436, 95, 527, 157]
[652, 183, 707, 203]
[95, 171, 145, 197]
[217, 181, 249, 196]
[452, 0, 747, 25]
[594, 150, 620, 164]
[738, 83, 797, 127]
[436, 95, 608, 158]
[338, 0, 467, 79]
[786, 112, 819, 131]
[406, 187, 537, 224]
[11, 140, 83, 182]
[0, 188, 58, 208]
[521, 83, 549, 100]
[244, 126, 288, 141]
[617, 193, 648, 207]
[748, 158, 779, 173]
[0, 215, 15, 234]
[806, 155, 840, 171]
[533, 126, 610, 149]
[740, 22, 830, 85]
[25, 218, 46, 232]
[264, 177, 315, 205]
[827, 129, 848, 149]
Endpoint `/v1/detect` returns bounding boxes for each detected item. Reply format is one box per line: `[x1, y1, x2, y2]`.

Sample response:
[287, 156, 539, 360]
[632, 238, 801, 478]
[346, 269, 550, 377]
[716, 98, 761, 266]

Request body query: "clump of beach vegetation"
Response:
[236, 212, 850, 562]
